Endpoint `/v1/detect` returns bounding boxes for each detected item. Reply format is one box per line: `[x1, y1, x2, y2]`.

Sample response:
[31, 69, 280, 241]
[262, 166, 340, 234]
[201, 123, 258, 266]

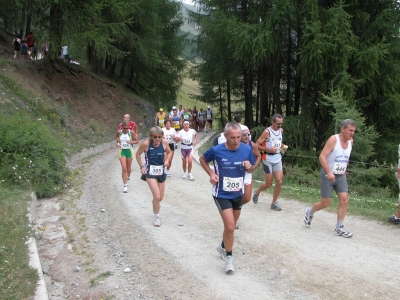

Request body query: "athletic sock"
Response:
[309, 209, 314, 216]
[336, 221, 344, 230]
[226, 251, 232, 256]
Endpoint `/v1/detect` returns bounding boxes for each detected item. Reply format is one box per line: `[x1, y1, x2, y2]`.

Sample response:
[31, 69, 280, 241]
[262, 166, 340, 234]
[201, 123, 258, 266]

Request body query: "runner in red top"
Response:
[26, 32, 34, 58]
[118, 114, 139, 135]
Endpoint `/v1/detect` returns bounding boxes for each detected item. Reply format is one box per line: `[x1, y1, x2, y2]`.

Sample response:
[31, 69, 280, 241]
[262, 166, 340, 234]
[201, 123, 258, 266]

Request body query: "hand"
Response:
[271, 147, 278, 153]
[243, 160, 252, 170]
[326, 171, 336, 182]
[164, 161, 169, 168]
[116, 143, 121, 148]
[210, 173, 219, 184]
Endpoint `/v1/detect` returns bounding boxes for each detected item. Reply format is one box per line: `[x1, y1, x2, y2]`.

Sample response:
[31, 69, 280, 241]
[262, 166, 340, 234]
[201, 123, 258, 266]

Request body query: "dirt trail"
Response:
[37, 131, 400, 299]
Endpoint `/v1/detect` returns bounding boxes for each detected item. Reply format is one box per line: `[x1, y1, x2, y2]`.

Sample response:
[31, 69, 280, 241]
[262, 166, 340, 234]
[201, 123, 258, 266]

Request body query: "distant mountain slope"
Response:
[181, 3, 199, 35]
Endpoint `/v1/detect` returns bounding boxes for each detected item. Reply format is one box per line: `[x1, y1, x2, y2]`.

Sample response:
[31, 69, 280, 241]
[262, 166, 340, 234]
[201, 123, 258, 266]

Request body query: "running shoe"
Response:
[182, 173, 187, 179]
[388, 215, 400, 225]
[123, 185, 128, 193]
[187, 173, 194, 181]
[224, 256, 235, 273]
[127, 177, 130, 186]
[166, 170, 171, 177]
[252, 192, 259, 204]
[235, 222, 239, 229]
[271, 202, 282, 211]
[304, 207, 313, 226]
[216, 244, 227, 261]
[334, 226, 353, 238]
[154, 217, 161, 227]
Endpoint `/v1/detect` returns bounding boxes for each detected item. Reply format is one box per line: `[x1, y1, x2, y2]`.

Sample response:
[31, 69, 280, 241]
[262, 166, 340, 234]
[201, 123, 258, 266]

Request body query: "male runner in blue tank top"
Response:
[200, 122, 256, 273]
[304, 119, 356, 238]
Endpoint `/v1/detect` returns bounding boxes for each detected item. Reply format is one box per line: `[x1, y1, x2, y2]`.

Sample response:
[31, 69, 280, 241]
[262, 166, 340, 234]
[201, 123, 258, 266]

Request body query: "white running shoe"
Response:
[334, 226, 353, 238]
[224, 256, 235, 273]
[127, 178, 130, 186]
[123, 185, 128, 193]
[187, 173, 194, 181]
[235, 221, 239, 229]
[304, 207, 313, 227]
[182, 172, 187, 179]
[154, 217, 161, 227]
[216, 244, 227, 260]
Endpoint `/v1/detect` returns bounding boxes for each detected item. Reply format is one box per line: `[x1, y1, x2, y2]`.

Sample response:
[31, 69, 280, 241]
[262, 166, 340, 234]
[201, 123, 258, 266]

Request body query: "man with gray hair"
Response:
[253, 113, 287, 210]
[200, 122, 256, 273]
[304, 119, 356, 237]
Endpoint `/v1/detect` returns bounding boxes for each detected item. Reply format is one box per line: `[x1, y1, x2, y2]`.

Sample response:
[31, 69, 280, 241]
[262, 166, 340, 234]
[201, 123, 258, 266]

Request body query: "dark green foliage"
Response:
[0, 112, 67, 197]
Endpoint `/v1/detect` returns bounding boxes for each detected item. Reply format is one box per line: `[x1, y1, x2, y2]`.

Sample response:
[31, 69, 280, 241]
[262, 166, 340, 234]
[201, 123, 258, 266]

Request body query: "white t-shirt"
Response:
[62, 46, 68, 55]
[162, 127, 177, 144]
[178, 129, 196, 150]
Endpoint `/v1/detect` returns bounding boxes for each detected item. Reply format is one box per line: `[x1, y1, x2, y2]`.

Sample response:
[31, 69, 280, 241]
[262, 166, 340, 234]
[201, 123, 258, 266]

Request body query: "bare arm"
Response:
[163, 140, 172, 167]
[136, 141, 148, 174]
[200, 155, 219, 184]
[115, 130, 121, 147]
[319, 135, 337, 181]
[193, 132, 198, 146]
[256, 130, 270, 152]
[252, 142, 262, 169]
[130, 131, 139, 144]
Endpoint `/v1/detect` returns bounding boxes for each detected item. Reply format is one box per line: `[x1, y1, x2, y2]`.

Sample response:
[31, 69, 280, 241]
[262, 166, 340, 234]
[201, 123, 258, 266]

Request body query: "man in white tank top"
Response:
[388, 144, 400, 225]
[304, 119, 356, 238]
[252, 113, 287, 211]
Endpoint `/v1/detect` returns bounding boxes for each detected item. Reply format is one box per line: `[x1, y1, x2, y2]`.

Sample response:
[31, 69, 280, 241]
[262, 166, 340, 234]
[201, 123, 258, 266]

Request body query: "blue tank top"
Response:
[145, 142, 165, 175]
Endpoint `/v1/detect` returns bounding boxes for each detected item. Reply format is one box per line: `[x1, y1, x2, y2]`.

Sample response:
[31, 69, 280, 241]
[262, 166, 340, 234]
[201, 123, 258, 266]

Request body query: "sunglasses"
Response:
[152, 135, 163, 139]
[242, 133, 251, 136]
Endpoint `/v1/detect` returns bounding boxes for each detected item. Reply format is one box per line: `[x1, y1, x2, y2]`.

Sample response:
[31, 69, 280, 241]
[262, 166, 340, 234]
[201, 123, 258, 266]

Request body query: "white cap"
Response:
[207, 106, 211, 108]
[172, 106, 176, 110]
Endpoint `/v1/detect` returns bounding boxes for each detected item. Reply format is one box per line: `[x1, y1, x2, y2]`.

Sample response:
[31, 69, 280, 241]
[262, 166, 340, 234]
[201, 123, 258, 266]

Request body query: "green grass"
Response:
[0, 186, 38, 299]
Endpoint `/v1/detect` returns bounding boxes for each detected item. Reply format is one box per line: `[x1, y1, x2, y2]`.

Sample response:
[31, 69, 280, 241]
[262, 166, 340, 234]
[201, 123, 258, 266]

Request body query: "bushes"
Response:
[0, 112, 67, 197]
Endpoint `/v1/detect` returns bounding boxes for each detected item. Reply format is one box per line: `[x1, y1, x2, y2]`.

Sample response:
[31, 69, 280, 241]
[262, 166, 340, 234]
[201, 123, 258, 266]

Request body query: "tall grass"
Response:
[0, 187, 38, 299]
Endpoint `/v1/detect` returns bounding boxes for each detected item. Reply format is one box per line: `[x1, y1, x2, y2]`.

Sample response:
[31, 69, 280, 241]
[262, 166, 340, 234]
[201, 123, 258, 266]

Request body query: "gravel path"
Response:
[36, 131, 400, 299]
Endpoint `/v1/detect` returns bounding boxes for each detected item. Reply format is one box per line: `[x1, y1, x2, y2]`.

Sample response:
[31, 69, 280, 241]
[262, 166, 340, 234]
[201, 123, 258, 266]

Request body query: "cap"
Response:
[159, 108, 163, 111]
[172, 106, 176, 109]
[207, 106, 211, 108]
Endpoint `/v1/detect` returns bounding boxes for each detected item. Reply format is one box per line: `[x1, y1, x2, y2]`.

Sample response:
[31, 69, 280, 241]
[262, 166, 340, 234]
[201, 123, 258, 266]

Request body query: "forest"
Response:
[1, 0, 400, 195]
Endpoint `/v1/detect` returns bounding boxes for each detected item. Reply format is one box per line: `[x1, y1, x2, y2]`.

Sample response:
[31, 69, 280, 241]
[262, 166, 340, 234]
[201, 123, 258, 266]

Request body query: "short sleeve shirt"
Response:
[203, 143, 255, 199]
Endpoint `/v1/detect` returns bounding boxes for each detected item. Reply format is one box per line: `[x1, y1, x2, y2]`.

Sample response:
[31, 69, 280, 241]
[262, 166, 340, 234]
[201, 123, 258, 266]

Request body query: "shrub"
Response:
[0, 112, 67, 197]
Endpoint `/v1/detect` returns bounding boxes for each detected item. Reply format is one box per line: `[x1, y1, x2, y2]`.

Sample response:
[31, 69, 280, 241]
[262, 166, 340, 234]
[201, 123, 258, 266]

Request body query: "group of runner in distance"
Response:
[114, 109, 400, 274]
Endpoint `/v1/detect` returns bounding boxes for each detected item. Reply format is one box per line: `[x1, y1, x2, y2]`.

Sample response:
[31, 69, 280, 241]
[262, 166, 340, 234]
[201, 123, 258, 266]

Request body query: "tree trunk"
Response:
[243, 67, 254, 129]
[49, 2, 63, 60]
[218, 84, 225, 127]
[226, 79, 231, 122]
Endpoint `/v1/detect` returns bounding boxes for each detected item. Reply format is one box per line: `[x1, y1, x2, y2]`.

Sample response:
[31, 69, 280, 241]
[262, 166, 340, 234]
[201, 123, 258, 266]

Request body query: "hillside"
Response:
[0, 30, 156, 155]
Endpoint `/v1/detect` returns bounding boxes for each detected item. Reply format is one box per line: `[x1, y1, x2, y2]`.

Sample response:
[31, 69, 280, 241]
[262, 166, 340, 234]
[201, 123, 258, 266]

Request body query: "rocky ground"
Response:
[34, 131, 400, 300]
